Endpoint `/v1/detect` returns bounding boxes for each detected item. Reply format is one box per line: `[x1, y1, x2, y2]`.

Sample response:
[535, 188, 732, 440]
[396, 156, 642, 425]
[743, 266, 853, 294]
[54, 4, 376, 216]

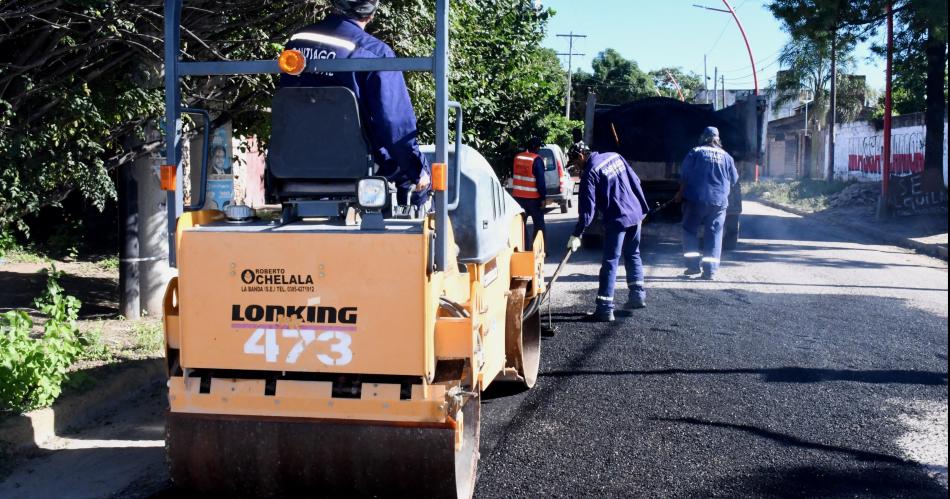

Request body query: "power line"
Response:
[721, 47, 783, 73]
[705, 0, 750, 55]
[724, 56, 782, 82]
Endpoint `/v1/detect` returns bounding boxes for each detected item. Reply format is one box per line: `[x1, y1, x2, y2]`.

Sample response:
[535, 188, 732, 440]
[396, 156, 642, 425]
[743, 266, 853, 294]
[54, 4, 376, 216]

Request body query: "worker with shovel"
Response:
[567, 143, 650, 323]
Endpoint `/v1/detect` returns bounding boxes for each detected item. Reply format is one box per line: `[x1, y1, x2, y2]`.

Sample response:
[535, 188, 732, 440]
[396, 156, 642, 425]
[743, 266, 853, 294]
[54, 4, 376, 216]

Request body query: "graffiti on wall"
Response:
[889, 170, 949, 214]
[847, 132, 925, 176]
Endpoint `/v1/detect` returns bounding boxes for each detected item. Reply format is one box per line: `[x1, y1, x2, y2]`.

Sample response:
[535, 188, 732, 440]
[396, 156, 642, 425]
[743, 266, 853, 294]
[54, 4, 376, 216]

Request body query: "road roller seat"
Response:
[265, 86, 375, 203]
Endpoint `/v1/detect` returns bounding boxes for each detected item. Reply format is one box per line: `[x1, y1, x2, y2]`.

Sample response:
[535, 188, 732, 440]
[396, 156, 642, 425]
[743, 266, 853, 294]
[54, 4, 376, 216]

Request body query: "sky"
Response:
[539, 0, 889, 93]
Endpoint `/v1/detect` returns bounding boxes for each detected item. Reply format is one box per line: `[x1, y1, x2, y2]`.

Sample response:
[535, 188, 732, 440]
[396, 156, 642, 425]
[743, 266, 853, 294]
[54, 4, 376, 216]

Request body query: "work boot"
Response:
[625, 296, 646, 309]
[700, 272, 716, 281]
[683, 268, 702, 277]
[592, 308, 615, 322]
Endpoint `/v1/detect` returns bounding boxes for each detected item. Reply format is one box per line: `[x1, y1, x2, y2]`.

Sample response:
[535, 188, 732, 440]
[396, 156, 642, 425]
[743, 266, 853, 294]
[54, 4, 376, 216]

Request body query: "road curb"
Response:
[753, 198, 949, 261]
[0, 358, 165, 458]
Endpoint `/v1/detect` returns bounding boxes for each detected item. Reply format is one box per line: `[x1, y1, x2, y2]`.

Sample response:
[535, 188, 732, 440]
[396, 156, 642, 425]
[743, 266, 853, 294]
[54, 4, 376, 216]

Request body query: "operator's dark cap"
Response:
[331, 0, 380, 18]
[527, 137, 544, 150]
[701, 126, 720, 140]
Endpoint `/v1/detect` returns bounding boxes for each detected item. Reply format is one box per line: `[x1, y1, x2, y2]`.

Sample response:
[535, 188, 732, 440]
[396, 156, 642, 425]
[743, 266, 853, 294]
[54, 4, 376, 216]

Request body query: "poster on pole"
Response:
[207, 179, 234, 211]
[205, 124, 234, 210]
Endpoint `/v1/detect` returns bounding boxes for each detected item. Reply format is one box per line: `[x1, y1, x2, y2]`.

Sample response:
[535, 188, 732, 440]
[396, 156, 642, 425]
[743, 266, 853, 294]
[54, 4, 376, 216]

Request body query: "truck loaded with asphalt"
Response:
[581, 96, 765, 249]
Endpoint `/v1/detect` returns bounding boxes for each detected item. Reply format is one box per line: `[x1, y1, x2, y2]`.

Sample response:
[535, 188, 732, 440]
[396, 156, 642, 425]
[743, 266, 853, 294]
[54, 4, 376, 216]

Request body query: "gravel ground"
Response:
[1, 201, 946, 498]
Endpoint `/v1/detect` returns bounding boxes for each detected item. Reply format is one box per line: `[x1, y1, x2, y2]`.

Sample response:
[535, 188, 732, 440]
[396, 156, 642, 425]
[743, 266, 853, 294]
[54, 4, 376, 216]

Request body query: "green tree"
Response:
[769, 0, 947, 174]
[0, 0, 315, 235]
[773, 36, 868, 128]
[571, 48, 657, 117]
[880, 0, 947, 173]
[649, 67, 704, 101]
[0, 0, 568, 232]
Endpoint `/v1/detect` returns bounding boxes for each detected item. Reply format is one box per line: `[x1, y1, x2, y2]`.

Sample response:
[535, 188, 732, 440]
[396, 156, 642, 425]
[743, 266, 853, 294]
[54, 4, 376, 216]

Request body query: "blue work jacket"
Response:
[680, 145, 738, 207]
[532, 157, 547, 199]
[573, 152, 649, 237]
[279, 14, 429, 187]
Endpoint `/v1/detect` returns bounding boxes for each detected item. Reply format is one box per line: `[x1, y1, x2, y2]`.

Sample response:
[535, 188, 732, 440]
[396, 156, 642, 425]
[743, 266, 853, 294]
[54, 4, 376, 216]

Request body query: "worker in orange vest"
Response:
[511, 137, 548, 250]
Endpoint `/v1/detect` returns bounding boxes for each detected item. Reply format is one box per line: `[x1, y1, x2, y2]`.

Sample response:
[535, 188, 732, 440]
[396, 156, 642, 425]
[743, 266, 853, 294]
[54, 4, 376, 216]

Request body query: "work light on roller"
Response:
[278, 49, 306, 75]
[357, 177, 389, 209]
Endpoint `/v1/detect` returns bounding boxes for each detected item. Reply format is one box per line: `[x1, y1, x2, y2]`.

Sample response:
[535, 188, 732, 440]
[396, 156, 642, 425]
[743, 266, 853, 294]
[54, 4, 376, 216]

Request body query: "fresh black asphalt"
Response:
[474, 202, 948, 498]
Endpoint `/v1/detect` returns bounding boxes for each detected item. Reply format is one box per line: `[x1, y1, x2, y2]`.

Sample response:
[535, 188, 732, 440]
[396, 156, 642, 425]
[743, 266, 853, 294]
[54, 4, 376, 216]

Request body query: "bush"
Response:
[0, 267, 82, 414]
[0, 226, 16, 259]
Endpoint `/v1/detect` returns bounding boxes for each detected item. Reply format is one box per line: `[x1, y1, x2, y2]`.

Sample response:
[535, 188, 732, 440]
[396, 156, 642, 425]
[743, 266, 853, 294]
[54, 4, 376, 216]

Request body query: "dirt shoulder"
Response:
[1, 253, 165, 465]
[745, 179, 948, 259]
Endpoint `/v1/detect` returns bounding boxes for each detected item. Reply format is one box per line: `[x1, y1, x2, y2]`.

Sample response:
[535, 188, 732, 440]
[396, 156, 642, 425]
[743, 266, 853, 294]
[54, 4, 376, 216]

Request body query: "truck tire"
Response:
[724, 215, 740, 251]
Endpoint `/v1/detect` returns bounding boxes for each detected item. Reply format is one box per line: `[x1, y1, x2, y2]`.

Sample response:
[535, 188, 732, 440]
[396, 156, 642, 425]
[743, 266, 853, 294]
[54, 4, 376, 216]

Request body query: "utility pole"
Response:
[704, 55, 709, 104]
[827, 27, 838, 182]
[721, 74, 725, 108]
[557, 32, 586, 119]
[713, 66, 718, 110]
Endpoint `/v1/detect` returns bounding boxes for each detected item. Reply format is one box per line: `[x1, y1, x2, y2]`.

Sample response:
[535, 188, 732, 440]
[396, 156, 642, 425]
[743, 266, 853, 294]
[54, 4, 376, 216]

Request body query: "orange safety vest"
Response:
[512, 151, 541, 199]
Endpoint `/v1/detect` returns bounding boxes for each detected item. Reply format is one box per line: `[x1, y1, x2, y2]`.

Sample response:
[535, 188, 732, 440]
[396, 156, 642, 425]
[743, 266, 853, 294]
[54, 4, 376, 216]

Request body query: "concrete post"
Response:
[134, 126, 174, 317]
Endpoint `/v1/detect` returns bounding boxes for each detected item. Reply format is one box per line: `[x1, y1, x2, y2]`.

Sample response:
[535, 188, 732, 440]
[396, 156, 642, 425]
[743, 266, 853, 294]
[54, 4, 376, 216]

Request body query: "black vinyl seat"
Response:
[266, 86, 374, 202]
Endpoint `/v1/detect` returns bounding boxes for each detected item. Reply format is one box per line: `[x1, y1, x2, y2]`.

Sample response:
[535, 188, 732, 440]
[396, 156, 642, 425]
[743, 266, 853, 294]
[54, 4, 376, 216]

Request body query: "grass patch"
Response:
[744, 179, 854, 212]
[78, 326, 113, 362]
[132, 320, 164, 354]
[1, 247, 49, 264]
[95, 256, 119, 272]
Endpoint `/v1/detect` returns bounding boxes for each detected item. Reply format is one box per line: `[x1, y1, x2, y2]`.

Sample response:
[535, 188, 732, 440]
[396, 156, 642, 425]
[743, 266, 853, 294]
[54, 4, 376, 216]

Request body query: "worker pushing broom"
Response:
[564, 142, 650, 323]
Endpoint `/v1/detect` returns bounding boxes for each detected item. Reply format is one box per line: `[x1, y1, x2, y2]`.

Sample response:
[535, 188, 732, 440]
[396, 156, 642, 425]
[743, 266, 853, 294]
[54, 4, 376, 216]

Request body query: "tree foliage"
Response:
[768, 0, 948, 173]
[871, 0, 948, 114]
[570, 48, 657, 117]
[1, 0, 568, 231]
[649, 67, 703, 101]
[0, 0, 316, 234]
[773, 35, 869, 126]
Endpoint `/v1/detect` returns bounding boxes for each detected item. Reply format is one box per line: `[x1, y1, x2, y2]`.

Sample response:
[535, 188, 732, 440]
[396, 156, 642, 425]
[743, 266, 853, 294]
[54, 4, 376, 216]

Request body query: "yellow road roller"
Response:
[159, 1, 544, 496]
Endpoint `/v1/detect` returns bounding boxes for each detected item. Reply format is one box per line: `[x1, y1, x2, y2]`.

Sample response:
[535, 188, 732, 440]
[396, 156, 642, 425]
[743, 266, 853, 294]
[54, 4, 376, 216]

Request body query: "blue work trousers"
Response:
[682, 201, 727, 276]
[596, 224, 645, 311]
[516, 198, 546, 251]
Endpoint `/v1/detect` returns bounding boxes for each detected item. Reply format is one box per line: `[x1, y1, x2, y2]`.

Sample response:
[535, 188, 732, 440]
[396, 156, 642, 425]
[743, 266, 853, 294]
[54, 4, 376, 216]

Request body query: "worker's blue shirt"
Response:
[680, 145, 738, 207]
[279, 14, 429, 187]
[573, 152, 649, 237]
[532, 156, 547, 200]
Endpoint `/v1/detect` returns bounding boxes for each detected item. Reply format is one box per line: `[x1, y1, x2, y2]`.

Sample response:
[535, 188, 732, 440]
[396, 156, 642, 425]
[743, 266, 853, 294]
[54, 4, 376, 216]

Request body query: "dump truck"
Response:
[159, 2, 544, 497]
[583, 96, 766, 249]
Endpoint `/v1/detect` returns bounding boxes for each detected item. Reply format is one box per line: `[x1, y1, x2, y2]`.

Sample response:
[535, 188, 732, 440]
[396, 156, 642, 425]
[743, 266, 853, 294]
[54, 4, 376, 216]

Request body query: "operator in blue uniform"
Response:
[674, 126, 739, 280]
[567, 143, 650, 323]
[279, 0, 431, 206]
[511, 137, 547, 250]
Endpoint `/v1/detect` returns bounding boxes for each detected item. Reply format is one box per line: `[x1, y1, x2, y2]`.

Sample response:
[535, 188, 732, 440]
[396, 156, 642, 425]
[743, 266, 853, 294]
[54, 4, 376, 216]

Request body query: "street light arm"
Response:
[720, 0, 758, 95]
[693, 4, 731, 13]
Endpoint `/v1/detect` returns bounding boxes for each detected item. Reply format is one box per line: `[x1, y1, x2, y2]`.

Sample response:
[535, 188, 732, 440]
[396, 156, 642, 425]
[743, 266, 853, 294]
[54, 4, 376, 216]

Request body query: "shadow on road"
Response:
[657, 417, 907, 464]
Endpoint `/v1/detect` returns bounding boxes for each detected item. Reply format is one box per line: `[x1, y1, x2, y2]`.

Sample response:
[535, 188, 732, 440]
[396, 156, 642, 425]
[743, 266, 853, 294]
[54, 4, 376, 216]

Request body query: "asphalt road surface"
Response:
[2, 201, 946, 498]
